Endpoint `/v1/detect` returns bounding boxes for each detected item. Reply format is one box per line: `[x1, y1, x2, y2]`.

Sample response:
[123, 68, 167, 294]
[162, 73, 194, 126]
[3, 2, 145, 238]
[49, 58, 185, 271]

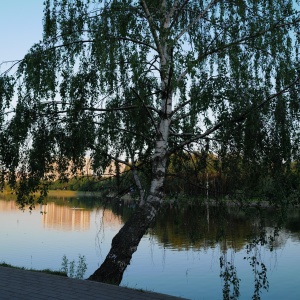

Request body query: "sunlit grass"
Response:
[47, 190, 78, 198]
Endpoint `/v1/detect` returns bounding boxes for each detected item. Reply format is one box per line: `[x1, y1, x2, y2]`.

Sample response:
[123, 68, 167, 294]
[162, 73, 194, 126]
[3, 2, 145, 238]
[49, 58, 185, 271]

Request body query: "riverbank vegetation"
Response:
[0, 262, 67, 277]
[0, 254, 87, 279]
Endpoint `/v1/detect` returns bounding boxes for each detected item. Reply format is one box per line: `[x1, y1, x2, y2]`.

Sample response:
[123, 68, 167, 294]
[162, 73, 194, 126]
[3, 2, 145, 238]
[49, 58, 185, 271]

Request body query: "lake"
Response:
[0, 192, 299, 300]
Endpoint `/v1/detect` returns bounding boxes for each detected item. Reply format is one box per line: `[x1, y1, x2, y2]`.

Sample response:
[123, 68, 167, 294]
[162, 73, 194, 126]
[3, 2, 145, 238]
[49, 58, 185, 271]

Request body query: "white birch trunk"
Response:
[88, 5, 173, 284]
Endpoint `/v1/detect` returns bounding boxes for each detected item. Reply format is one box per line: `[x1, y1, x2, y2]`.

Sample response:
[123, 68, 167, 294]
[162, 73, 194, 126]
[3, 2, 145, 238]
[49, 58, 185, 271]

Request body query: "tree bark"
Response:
[88, 200, 160, 285]
[88, 113, 170, 285]
[88, 2, 173, 285]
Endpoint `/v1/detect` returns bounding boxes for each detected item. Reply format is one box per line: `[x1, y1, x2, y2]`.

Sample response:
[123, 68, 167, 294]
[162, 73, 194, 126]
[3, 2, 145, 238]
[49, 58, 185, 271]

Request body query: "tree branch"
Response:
[171, 76, 213, 117]
[140, 0, 164, 58]
[167, 0, 179, 24]
[169, 0, 189, 31]
[169, 75, 300, 154]
[88, 147, 131, 168]
[93, 122, 153, 142]
[127, 147, 145, 205]
[1, 34, 157, 76]
[176, 18, 300, 83]
[0, 60, 23, 76]
[38, 103, 160, 115]
[130, 87, 160, 136]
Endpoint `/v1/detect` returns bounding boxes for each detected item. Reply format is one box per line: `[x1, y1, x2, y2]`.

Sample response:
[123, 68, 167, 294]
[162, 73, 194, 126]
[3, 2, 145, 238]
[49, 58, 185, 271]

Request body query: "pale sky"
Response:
[0, 0, 44, 72]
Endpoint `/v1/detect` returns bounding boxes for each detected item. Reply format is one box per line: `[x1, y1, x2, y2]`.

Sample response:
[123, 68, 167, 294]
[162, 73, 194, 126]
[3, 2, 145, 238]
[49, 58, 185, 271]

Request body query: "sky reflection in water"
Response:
[0, 195, 299, 300]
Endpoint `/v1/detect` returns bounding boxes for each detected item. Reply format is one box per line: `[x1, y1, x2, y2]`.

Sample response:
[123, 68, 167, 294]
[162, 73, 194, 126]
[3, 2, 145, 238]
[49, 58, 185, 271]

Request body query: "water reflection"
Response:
[41, 203, 91, 231]
[0, 194, 300, 300]
[152, 204, 300, 251]
[0, 199, 20, 211]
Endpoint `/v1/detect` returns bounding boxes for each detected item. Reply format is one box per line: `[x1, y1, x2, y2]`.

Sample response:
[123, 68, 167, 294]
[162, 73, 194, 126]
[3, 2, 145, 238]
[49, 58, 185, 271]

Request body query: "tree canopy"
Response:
[1, 0, 300, 207]
[1, 0, 300, 284]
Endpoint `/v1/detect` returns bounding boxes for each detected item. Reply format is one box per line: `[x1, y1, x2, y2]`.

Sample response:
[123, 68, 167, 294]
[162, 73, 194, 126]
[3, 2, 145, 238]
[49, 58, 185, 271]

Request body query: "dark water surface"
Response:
[0, 193, 299, 300]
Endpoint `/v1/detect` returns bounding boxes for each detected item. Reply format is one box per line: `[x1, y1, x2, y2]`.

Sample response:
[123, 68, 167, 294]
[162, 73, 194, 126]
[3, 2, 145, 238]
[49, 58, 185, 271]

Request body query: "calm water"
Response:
[0, 193, 299, 300]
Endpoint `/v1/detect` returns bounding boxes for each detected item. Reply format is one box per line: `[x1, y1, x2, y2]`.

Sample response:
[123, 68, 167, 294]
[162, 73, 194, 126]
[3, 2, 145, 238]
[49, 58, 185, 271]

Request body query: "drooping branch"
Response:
[169, 0, 189, 31]
[48, 15, 158, 50]
[104, 34, 158, 52]
[1, 34, 157, 76]
[93, 122, 154, 142]
[0, 60, 23, 76]
[130, 87, 160, 136]
[174, 0, 221, 43]
[170, 131, 197, 137]
[169, 122, 223, 155]
[176, 18, 300, 83]
[169, 75, 300, 154]
[171, 76, 213, 116]
[166, 0, 179, 27]
[88, 147, 131, 169]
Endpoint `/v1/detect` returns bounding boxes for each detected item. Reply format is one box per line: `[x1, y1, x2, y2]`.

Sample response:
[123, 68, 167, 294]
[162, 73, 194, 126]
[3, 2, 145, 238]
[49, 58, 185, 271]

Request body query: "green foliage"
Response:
[1, 0, 300, 207]
[49, 176, 101, 191]
[219, 255, 240, 300]
[61, 254, 87, 279]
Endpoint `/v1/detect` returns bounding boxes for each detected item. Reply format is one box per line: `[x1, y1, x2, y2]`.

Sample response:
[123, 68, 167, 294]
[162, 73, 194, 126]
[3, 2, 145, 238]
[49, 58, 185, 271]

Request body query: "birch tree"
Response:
[1, 0, 300, 284]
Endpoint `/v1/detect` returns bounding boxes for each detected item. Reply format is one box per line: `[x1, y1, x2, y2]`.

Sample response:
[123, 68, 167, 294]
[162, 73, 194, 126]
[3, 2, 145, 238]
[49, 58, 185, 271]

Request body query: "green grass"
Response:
[0, 262, 68, 277]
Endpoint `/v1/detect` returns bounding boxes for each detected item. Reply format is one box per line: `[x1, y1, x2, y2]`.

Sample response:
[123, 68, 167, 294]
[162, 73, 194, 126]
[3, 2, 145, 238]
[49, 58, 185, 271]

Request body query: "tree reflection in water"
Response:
[3, 194, 298, 299]
[36, 196, 300, 299]
[145, 201, 298, 300]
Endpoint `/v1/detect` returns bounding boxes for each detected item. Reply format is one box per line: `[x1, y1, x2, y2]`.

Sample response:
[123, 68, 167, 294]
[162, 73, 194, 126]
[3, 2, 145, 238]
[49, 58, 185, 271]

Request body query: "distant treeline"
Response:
[49, 176, 109, 192]
[47, 151, 300, 204]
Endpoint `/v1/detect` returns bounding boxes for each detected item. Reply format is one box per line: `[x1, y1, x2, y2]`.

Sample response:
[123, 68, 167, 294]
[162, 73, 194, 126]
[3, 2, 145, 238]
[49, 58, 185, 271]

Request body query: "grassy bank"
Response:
[0, 262, 67, 277]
